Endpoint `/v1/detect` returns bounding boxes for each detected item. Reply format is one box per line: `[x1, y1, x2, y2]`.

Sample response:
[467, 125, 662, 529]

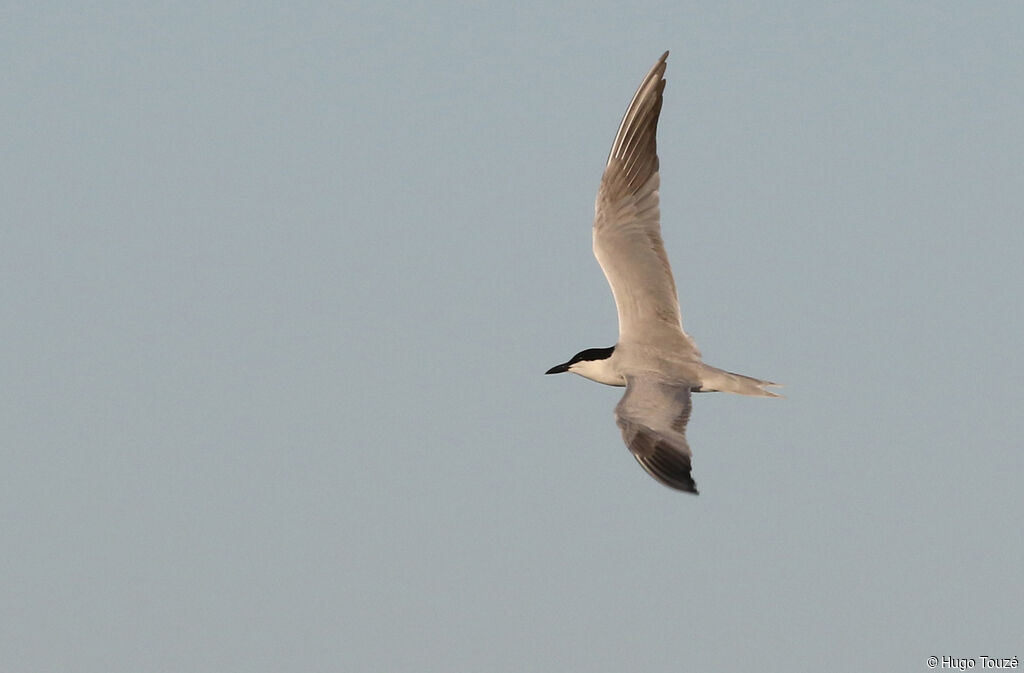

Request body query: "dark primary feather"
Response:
[603, 50, 668, 196]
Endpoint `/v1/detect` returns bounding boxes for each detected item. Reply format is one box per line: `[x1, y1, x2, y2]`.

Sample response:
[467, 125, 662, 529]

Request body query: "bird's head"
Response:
[545, 346, 622, 385]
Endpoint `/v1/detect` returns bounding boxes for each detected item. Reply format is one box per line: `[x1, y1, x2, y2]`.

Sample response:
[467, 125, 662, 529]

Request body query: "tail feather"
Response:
[697, 364, 782, 397]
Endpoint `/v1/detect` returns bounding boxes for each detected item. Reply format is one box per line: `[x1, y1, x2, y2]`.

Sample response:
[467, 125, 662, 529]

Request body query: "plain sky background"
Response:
[3, 2, 1022, 671]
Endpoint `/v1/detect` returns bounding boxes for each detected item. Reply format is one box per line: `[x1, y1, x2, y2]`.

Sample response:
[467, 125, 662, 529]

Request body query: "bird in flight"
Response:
[545, 51, 780, 494]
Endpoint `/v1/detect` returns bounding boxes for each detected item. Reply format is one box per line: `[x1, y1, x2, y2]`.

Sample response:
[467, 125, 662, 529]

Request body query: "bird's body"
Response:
[545, 51, 780, 494]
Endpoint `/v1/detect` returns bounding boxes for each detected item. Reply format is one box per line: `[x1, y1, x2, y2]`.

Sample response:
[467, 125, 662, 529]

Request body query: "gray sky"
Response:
[3, 2, 1022, 671]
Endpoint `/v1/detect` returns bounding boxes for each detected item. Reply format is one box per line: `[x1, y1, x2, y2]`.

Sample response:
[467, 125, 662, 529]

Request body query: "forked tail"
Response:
[697, 364, 782, 397]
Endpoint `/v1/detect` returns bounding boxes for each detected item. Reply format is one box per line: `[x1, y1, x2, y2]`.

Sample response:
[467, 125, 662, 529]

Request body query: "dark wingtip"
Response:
[667, 477, 699, 495]
[634, 451, 699, 494]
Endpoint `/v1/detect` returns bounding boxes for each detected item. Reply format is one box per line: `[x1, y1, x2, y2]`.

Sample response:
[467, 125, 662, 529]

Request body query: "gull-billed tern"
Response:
[545, 51, 780, 494]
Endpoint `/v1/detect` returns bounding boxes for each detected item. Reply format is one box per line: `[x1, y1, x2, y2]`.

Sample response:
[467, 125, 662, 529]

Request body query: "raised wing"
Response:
[593, 51, 699, 355]
[614, 374, 698, 493]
